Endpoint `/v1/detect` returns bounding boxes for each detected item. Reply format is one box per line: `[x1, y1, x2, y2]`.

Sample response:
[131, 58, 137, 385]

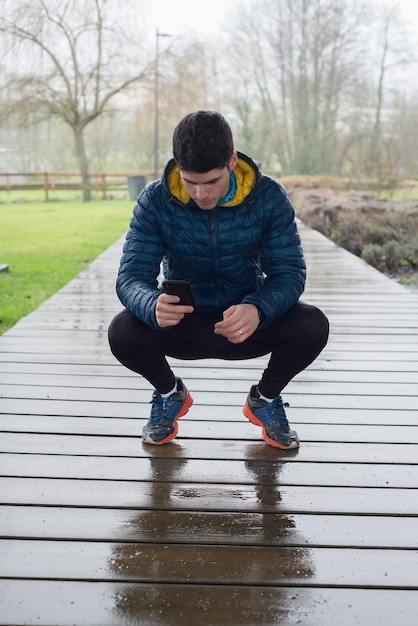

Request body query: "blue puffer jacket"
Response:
[116, 152, 306, 329]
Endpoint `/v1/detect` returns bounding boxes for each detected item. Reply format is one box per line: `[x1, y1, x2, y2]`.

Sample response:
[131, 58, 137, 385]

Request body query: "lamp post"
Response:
[154, 28, 171, 180]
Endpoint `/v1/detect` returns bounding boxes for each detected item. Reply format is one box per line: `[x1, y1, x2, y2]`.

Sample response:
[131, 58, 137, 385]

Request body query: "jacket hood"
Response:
[165, 151, 258, 207]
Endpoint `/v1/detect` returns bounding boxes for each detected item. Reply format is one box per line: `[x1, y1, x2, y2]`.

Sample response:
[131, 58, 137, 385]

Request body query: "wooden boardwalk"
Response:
[1, 221, 417, 625]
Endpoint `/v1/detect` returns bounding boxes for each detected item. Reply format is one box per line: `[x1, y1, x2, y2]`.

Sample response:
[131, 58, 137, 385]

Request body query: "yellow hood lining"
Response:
[167, 157, 257, 207]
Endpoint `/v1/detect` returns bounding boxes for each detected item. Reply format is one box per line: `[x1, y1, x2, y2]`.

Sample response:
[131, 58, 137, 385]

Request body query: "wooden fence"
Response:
[0, 171, 154, 201]
[1, 171, 412, 203]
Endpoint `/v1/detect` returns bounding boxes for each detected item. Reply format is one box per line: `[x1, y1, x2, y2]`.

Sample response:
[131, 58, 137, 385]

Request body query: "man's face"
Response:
[180, 152, 238, 210]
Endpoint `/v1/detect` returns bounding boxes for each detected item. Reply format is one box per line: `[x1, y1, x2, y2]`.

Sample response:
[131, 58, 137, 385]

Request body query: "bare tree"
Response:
[228, 0, 373, 175]
[367, 5, 413, 180]
[399, 93, 418, 178]
[125, 36, 222, 172]
[0, 0, 154, 200]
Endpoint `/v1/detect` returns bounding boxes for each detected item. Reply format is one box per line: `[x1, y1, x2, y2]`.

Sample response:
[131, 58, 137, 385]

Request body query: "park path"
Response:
[0, 221, 417, 625]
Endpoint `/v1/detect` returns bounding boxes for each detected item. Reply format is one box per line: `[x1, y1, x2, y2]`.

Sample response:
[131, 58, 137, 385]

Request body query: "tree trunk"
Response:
[369, 21, 389, 181]
[73, 125, 91, 202]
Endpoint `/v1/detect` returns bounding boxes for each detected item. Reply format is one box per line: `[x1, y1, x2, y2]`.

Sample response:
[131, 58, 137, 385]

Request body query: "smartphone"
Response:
[162, 280, 196, 307]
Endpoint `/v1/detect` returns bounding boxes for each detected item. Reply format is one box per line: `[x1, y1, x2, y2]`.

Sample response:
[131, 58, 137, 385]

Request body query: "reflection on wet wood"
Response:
[1, 475, 417, 515]
[1, 505, 417, 548]
[2, 539, 418, 588]
[2, 453, 418, 487]
[1, 581, 417, 626]
[1, 224, 418, 625]
[1, 433, 417, 463]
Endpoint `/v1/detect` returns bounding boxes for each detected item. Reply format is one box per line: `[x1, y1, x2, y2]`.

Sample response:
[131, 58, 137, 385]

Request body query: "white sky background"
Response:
[382, 0, 418, 30]
[148, 0, 418, 37]
[148, 0, 228, 37]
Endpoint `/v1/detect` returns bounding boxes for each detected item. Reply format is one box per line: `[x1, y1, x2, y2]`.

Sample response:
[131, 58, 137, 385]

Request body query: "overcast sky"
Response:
[148, 0, 228, 36]
[149, 0, 418, 37]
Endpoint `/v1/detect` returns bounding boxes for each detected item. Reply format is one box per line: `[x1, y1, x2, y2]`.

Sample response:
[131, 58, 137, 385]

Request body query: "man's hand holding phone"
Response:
[156, 280, 195, 328]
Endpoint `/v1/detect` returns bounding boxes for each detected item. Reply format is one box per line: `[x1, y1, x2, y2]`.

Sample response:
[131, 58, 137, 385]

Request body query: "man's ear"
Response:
[229, 152, 238, 171]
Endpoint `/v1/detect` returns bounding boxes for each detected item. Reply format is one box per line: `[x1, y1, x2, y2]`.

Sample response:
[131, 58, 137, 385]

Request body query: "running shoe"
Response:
[243, 385, 299, 449]
[142, 378, 193, 445]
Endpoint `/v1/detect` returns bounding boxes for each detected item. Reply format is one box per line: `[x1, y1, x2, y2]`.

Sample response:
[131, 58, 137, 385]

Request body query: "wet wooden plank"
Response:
[2, 505, 417, 548]
[1, 433, 418, 464]
[1, 580, 417, 626]
[0, 477, 417, 515]
[1, 539, 417, 588]
[2, 453, 417, 488]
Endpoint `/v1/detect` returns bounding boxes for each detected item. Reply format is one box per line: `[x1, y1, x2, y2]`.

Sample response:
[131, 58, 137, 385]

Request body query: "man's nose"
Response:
[195, 185, 208, 199]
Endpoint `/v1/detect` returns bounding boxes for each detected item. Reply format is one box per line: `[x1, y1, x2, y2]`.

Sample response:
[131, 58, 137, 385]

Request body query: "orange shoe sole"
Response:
[146, 391, 193, 445]
[243, 400, 299, 449]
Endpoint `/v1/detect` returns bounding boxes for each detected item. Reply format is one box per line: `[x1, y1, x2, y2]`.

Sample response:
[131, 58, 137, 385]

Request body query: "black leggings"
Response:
[108, 302, 329, 398]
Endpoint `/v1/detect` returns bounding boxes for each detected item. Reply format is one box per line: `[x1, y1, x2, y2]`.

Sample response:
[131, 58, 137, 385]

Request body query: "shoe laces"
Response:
[149, 391, 179, 425]
[149, 394, 163, 425]
[261, 396, 290, 430]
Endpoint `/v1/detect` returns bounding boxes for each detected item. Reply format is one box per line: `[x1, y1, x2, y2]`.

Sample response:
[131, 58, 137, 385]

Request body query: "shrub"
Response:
[361, 243, 385, 269]
[281, 175, 347, 190]
[404, 236, 418, 267]
[330, 221, 364, 256]
[365, 223, 397, 246]
[362, 240, 406, 271]
[381, 240, 404, 271]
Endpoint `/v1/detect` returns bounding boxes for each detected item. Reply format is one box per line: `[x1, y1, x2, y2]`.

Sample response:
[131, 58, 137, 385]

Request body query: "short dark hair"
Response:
[172, 111, 234, 172]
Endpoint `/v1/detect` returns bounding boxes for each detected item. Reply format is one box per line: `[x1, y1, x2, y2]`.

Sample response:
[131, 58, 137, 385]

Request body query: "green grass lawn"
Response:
[0, 199, 134, 334]
[376, 187, 418, 201]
